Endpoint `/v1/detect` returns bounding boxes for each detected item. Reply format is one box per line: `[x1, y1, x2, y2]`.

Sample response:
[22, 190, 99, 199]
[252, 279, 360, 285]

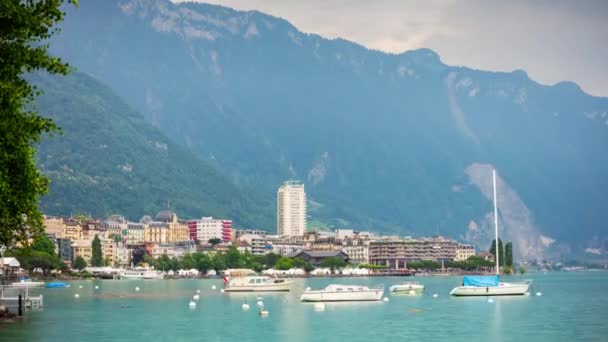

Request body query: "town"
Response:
[0, 181, 503, 279]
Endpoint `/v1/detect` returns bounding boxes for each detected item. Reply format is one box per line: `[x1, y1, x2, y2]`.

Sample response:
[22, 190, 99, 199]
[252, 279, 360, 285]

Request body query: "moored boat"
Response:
[12, 277, 45, 287]
[224, 276, 293, 292]
[120, 269, 164, 280]
[46, 282, 71, 288]
[449, 275, 531, 296]
[389, 281, 424, 293]
[450, 170, 532, 297]
[300, 284, 384, 302]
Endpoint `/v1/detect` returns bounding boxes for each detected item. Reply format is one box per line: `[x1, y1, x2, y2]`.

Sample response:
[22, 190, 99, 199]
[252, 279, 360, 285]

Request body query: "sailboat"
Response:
[450, 169, 532, 296]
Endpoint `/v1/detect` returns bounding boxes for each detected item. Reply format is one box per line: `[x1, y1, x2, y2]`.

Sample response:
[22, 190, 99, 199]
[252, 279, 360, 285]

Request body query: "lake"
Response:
[1, 272, 607, 341]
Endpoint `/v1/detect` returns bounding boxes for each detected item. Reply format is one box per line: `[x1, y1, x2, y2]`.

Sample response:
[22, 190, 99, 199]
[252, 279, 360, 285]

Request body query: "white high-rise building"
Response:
[277, 181, 307, 236]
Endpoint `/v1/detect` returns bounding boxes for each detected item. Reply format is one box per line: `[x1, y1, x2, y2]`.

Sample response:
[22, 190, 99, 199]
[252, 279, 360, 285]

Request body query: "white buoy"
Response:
[432, 294, 439, 298]
[135, 286, 140, 292]
[383, 297, 389, 302]
[193, 294, 200, 301]
[79, 285, 83, 289]
[305, 287, 311, 291]
[260, 309, 269, 317]
[525, 292, 531, 296]
[487, 298, 494, 303]
[257, 300, 264, 307]
[74, 293, 80, 298]
[256, 296, 263, 301]
[409, 290, 416, 295]
[189, 300, 197, 309]
[94, 285, 99, 289]
[313, 303, 325, 311]
[196, 289, 201, 294]
[536, 292, 542, 297]
[220, 289, 225, 293]
[211, 285, 217, 290]
[242, 303, 250, 311]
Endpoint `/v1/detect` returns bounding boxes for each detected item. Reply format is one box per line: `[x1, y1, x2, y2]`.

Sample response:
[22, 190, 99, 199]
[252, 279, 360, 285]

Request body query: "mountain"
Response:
[34, 71, 273, 227]
[47, 0, 608, 259]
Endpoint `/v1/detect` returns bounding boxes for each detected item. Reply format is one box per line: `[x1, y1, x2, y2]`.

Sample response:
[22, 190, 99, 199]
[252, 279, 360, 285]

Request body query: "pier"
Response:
[0, 284, 44, 312]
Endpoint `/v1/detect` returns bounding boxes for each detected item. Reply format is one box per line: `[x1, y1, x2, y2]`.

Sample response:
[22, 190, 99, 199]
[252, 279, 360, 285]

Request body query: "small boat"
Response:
[119, 269, 164, 280]
[300, 284, 385, 302]
[224, 276, 293, 292]
[450, 170, 532, 297]
[46, 282, 71, 288]
[389, 282, 424, 293]
[12, 277, 45, 288]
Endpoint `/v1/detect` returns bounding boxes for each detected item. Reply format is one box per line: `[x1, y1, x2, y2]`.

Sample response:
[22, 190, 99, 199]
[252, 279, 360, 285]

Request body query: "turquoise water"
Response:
[1, 272, 607, 341]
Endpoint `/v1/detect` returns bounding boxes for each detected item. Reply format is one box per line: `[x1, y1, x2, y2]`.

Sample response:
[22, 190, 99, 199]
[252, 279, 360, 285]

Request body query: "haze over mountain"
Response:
[42, 0, 608, 259]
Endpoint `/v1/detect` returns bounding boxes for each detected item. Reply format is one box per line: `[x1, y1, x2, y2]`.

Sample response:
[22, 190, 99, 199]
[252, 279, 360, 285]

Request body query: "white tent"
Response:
[0, 257, 20, 268]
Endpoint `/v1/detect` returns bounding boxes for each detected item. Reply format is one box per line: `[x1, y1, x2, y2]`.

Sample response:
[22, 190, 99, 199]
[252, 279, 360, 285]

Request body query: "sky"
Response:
[176, 0, 608, 97]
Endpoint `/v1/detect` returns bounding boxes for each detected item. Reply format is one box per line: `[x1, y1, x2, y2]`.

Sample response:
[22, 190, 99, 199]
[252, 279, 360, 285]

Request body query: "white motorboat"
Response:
[389, 282, 424, 293]
[11, 280, 45, 288]
[120, 269, 164, 280]
[300, 284, 385, 302]
[224, 276, 293, 292]
[450, 169, 532, 297]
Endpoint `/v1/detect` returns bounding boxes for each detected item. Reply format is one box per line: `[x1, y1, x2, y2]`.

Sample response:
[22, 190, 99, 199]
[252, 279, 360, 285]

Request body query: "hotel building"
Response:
[277, 181, 307, 236]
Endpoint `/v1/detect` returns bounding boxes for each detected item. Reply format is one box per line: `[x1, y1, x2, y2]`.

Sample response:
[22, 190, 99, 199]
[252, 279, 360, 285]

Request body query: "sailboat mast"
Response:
[493, 169, 499, 276]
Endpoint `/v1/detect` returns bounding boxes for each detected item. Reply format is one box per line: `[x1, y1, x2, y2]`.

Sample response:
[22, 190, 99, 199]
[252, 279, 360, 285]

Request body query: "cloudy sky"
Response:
[179, 0, 608, 97]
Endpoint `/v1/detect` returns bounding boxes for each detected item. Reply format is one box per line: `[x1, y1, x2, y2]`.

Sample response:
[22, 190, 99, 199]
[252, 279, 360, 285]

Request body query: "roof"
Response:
[1, 257, 21, 267]
[287, 250, 349, 259]
[154, 210, 176, 222]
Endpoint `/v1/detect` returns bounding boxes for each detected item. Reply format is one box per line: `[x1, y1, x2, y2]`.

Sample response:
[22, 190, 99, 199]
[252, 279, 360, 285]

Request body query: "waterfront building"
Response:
[101, 238, 117, 265]
[477, 251, 495, 262]
[267, 235, 305, 255]
[234, 229, 268, 240]
[277, 181, 307, 236]
[335, 229, 354, 239]
[455, 244, 476, 261]
[150, 244, 177, 258]
[287, 250, 350, 265]
[341, 237, 370, 264]
[72, 240, 93, 264]
[151, 210, 190, 243]
[63, 219, 83, 241]
[145, 222, 169, 244]
[126, 222, 146, 243]
[115, 243, 131, 268]
[57, 238, 74, 263]
[369, 236, 463, 269]
[187, 217, 233, 242]
[237, 234, 269, 255]
[44, 216, 66, 238]
[102, 217, 128, 239]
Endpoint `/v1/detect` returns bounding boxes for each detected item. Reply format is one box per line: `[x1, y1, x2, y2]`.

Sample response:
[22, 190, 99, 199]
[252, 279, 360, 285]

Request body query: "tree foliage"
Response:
[490, 238, 505, 267]
[505, 242, 513, 267]
[319, 257, 347, 270]
[11, 235, 62, 275]
[90, 234, 103, 267]
[73, 255, 87, 271]
[208, 238, 221, 245]
[0, 0, 77, 247]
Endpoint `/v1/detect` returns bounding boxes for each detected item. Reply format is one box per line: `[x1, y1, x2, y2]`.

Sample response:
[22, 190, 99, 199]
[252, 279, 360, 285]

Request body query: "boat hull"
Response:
[389, 283, 424, 293]
[225, 281, 293, 292]
[119, 272, 164, 280]
[450, 281, 531, 296]
[300, 289, 384, 302]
